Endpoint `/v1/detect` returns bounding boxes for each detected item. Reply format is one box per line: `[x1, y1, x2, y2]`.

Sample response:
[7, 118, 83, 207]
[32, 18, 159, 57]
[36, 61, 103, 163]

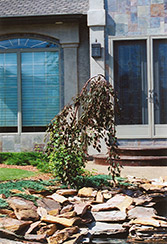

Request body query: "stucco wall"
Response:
[0, 22, 79, 44]
[78, 22, 90, 92]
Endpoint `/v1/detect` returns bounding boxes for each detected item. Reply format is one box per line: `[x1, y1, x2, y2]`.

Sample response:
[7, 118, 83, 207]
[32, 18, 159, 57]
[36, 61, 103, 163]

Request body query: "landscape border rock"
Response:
[0, 176, 167, 243]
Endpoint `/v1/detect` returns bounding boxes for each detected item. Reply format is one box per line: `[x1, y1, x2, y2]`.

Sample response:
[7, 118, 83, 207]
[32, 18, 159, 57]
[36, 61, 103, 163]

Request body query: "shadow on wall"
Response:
[104, 0, 116, 80]
[105, 0, 116, 36]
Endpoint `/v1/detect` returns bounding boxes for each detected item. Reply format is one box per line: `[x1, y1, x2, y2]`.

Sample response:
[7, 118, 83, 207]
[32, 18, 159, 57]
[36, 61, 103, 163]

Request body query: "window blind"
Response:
[0, 53, 18, 127]
[21, 51, 60, 126]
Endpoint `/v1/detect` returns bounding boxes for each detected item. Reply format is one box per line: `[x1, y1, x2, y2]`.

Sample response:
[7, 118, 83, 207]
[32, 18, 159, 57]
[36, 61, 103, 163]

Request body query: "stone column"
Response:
[88, 0, 106, 77]
[62, 43, 79, 105]
[87, 0, 107, 155]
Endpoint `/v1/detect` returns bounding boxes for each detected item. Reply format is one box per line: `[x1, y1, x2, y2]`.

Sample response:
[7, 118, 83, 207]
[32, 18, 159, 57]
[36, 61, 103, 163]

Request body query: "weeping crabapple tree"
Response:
[45, 75, 121, 186]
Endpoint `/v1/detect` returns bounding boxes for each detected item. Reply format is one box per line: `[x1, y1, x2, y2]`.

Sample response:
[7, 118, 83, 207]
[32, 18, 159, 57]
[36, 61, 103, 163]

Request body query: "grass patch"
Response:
[0, 168, 36, 181]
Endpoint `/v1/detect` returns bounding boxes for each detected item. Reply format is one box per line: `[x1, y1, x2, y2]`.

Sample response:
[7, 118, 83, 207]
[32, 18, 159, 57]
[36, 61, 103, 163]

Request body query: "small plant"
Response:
[74, 174, 112, 189]
[0, 152, 49, 172]
[46, 75, 121, 186]
[0, 179, 58, 208]
[0, 198, 9, 209]
[72, 175, 131, 189]
[0, 179, 57, 198]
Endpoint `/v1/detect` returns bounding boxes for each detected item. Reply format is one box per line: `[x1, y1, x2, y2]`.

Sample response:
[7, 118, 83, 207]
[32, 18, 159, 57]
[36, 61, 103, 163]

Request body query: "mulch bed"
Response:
[0, 164, 38, 172]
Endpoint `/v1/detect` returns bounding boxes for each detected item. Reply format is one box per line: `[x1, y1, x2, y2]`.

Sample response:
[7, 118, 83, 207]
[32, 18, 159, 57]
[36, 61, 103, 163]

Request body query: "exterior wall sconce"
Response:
[91, 41, 101, 58]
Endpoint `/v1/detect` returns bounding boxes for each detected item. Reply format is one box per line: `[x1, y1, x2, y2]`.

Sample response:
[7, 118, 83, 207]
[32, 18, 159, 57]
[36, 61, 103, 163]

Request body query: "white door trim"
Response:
[109, 36, 167, 139]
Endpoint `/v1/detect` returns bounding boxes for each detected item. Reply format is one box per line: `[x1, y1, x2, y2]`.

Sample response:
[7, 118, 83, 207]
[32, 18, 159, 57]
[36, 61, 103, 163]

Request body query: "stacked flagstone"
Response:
[0, 176, 167, 243]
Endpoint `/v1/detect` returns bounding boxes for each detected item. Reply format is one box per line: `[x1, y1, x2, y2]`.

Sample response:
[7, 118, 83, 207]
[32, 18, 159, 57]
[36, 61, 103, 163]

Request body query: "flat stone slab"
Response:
[0, 239, 44, 244]
[47, 193, 69, 204]
[37, 198, 61, 212]
[107, 194, 133, 212]
[56, 189, 77, 196]
[61, 205, 74, 214]
[133, 195, 153, 206]
[140, 183, 167, 192]
[91, 203, 117, 212]
[7, 197, 37, 210]
[41, 215, 80, 227]
[78, 187, 94, 197]
[47, 226, 79, 244]
[129, 217, 167, 227]
[91, 211, 127, 222]
[0, 218, 32, 233]
[74, 202, 91, 216]
[88, 222, 127, 236]
[127, 206, 157, 219]
[0, 239, 24, 244]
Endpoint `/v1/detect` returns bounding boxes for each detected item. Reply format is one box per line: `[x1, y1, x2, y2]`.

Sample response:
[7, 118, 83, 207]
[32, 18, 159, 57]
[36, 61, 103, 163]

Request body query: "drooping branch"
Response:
[46, 75, 121, 185]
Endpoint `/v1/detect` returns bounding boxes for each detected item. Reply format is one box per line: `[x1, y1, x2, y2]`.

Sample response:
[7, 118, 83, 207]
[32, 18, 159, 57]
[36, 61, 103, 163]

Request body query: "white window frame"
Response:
[0, 47, 61, 135]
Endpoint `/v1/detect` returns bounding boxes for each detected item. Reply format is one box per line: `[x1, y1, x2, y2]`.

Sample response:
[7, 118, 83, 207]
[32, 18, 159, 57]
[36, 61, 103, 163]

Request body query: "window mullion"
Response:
[17, 51, 22, 134]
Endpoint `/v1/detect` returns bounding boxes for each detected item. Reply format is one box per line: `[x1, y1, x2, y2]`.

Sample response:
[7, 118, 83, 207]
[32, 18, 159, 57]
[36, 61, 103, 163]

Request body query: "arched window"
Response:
[0, 38, 61, 133]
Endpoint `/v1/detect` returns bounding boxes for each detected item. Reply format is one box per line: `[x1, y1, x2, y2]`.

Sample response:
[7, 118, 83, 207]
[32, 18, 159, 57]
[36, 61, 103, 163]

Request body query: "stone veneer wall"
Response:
[0, 134, 45, 152]
[106, 0, 167, 36]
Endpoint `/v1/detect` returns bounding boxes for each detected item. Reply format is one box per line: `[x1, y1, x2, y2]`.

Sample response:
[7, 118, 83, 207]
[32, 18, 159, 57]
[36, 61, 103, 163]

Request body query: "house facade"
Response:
[88, 0, 167, 150]
[0, 0, 167, 153]
[0, 0, 89, 151]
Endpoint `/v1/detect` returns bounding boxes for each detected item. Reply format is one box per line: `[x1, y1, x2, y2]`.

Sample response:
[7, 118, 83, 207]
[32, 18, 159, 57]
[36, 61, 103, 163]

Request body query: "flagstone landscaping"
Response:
[0, 174, 167, 243]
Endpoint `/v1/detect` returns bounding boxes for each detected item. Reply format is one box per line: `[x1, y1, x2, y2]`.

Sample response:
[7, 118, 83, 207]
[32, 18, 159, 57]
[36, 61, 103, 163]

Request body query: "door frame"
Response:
[108, 35, 166, 139]
[151, 36, 167, 139]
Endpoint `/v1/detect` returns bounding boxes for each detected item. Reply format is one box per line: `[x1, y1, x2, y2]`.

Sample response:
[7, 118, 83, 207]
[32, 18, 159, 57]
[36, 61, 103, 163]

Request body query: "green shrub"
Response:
[0, 152, 49, 172]
[0, 179, 57, 198]
[74, 174, 112, 189]
[73, 175, 131, 189]
[0, 179, 58, 208]
[0, 198, 8, 209]
[47, 135, 85, 186]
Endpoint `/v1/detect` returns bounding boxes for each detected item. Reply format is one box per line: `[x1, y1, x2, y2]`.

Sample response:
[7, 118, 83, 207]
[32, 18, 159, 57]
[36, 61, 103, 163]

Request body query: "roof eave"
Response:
[0, 13, 87, 24]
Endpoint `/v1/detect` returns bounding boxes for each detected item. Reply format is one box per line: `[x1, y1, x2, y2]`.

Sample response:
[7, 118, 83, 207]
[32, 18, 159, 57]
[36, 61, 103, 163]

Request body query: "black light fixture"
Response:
[91, 39, 101, 58]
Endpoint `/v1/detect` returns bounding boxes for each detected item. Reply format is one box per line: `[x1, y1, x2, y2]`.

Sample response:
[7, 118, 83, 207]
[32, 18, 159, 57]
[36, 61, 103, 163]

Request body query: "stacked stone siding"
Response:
[107, 0, 167, 36]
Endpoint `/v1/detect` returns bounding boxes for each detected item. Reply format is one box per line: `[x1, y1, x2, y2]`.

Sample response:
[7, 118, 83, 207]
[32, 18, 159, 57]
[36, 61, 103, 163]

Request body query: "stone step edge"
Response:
[118, 156, 167, 161]
[93, 155, 167, 166]
[93, 154, 167, 160]
[117, 147, 167, 151]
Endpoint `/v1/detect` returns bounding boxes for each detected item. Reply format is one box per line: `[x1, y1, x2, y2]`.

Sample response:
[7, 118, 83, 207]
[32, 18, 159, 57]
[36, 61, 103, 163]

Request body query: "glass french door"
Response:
[111, 38, 167, 139]
[153, 39, 167, 138]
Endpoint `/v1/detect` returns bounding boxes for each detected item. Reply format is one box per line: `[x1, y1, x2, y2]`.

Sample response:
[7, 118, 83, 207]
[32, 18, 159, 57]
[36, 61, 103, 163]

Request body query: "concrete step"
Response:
[93, 147, 167, 166]
[117, 147, 167, 156]
[118, 155, 167, 166]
